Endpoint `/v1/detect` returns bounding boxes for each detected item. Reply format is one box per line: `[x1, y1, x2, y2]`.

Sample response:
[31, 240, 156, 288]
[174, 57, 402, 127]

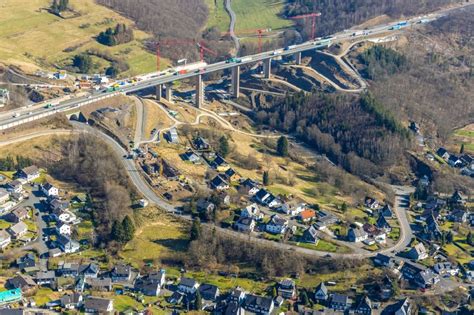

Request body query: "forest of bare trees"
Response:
[50, 135, 136, 244]
[284, 0, 459, 39]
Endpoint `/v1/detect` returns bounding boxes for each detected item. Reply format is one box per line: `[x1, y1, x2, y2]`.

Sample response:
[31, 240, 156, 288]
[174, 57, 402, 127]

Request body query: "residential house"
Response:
[266, 215, 288, 234]
[448, 155, 462, 167]
[193, 137, 210, 150]
[414, 269, 440, 289]
[50, 198, 70, 214]
[466, 270, 474, 283]
[348, 227, 368, 243]
[167, 128, 179, 144]
[234, 217, 256, 233]
[56, 223, 71, 236]
[56, 234, 80, 253]
[217, 191, 231, 206]
[210, 175, 229, 191]
[243, 294, 274, 315]
[0, 230, 11, 249]
[436, 148, 450, 160]
[10, 192, 24, 202]
[134, 279, 161, 297]
[5, 207, 29, 223]
[0, 288, 22, 306]
[423, 212, 442, 240]
[406, 243, 428, 261]
[255, 188, 271, 205]
[354, 296, 373, 315]
[314, 282, 329, 302]
[433, 262, 459, 277]
[241, 178, 259, 196]
[278, 202, 306, 216]
[373, 254, 402, 270]
[225, 168, 240, 182]
[148, 270, 166, 286]
[228, 287, 246, 303]
[197, 199, 215, 214]
[301, 226, 319, 244]
[178, 277, 199, 294]
[16, 253, 35, 270]
[365, 197, 379, 210]
[400, 262, 424, 281]
[17, 165, 40, 182]
[83, 297, 113, 313]
[241, 203, 263, 220]
[167, 291, 184, 305]
[111, 264, 132, 282]
[6, 274, 36, 292]
[57, 262, 80, 277]
[79, 263, 99, 278]
[451, 190, 467, 205]
[330, 293, 352, 311]
[299, 209, 316, 222]
[376, 215, 392, 232]
[199, 283, 220, 301]
[277, 279, 296, 299]
[61, 292, 83, 310]
[449, 209, 468, 223]
[384, 298, 412, 315]
[379, 205, 394, 218]
[35, 271, 56, 286]
[8, 221, 28, 239]
[6, 180, 22, 194]
[41, 182, 59, 197]
[0, 189, 9, 203]
[210, 155, 229, 171]
[181, 151, 200, 164]
[265, 195, 281, 208]
[85, 278, 112, 291]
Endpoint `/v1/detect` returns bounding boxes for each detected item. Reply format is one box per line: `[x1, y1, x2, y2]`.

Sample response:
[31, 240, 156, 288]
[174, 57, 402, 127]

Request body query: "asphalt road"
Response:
[224, 0, 240, 53]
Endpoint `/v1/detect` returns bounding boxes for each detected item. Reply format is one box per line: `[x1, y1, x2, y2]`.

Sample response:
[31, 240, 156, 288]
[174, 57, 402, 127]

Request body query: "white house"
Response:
[57, 235, 80, 253]
[18, 165, 40, 182]
[41, 183, 59, 197]
[433, 262, 459, 277]
[178, 277, 199, 294]
[56, 223, 71, 236]
[265, 215, 288, 234]
[0, 189, 10, 204]
[348, 228, 368, 243]
[241, 203, 263, 220]
[6, 180, 23, 194]
[0, 230, 11, 249]
[278, 203, 306, 216]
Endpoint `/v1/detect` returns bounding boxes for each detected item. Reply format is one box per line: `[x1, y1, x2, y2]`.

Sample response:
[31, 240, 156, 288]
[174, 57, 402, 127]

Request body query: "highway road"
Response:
[2, 2, 472, 131]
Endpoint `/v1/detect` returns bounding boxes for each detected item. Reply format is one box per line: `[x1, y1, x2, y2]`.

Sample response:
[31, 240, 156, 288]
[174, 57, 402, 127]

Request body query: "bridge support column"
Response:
[263, 58, 272, 79]
[231, 65, 240, 98]
[155, 84, 163, 100]
[165, 84, 173, 102]
[295, 52, 302, 65]
[195, 74, 204, 108]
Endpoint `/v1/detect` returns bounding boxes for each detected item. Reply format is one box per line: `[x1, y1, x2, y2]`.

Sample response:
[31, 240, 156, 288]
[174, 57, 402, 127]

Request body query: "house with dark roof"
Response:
[329, 293, 352, 311]
[41, 182, 58, 197]
[406, 243, 428, 261]
[255, 188, 271, 204]
[228, 287, 246, 303]
[354, 296, 373, 315]
[85, 278, 112, 291]
[6, 180, 22, 194]
[17, 165, 40, 182]
[83, 296, 113, 313]
[436, 148, 450, 160]
[414, 269, 440, 289]
[61, 292, 83, 310]
[197, 199, 215, 214]
[193, 137, 210, 150]
[199, 283, 220, 301]
[210, 155, 228, 171]
[6, 274, 36, 292]
[376, 215, 392, 232]
[224, 168, 240, 182]
[35, 271, 56, 286]
[448, 155, 462, 167]
[56, 234, 80, 253]
[301, 226, 319, 244]
[314, 282, 328, 302]
[451, 190, 467, 205]
[234, 216, 255, 233]
[433, 262, 459, 277]
[379, 205, 393, 218]
[364, 197, 379, 209]
[178, 277, 199, 294]
[241, 203, 263, 220]
[16, 253, 35, 270]
[243, 294, 274, 315]
[278, 279, 296, 299]
[5, 207, 29, 223]
[400, 262, 424, 281]
[134, 279, 161, 296]
[382, 298, 412, 315]
[449, 209, 468, 223]
[210, 175, 229, 191]
[348, 227, 368, 242]
[79, 263, 99, 278]
[373, 253, 401, 270]
[241, 178, 260, 196]
[111, 264, 132, 282]
[265, 214, 288, 234]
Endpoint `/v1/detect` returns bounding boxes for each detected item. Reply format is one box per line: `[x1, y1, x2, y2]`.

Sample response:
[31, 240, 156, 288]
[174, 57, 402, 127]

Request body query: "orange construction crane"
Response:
[222, 28, 272, 54]
[290, 12, 322, 40]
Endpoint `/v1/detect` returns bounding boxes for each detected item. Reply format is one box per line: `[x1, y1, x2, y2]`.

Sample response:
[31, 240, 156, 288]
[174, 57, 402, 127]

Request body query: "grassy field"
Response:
[0, 0, 157, 75]
[205, 0, 292, 32]
[120, 214, 189, 268]
[448, 124, 474, 154]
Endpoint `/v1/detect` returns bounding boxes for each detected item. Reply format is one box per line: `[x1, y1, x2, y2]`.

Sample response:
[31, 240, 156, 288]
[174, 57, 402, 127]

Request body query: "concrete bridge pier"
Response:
[195, 74, 204, 108]
[231, 65, 240, 98]
[294, 52, 302, 65]
[263, 58, 272, 79]
[165, 84, 173, 102]
[155, 84, 163, 100]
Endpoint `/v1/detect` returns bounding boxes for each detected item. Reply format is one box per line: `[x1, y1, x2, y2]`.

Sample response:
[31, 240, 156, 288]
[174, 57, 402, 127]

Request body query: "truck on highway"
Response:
[226, 57, 241, 63]
[284, 45, 297, 51]
[397, 21, 408, 26]
[240, 57, 252, 62]
[390, 25, 402, 30]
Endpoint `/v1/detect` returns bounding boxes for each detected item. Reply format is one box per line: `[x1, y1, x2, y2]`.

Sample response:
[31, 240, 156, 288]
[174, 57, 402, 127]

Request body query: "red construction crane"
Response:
[222, 28, 272, 54]
[290, 12, 322, 40]
[156, 39, 218, 71]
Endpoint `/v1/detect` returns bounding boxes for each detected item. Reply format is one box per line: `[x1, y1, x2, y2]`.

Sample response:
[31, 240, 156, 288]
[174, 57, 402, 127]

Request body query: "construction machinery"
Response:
[290, 12, 322, 40]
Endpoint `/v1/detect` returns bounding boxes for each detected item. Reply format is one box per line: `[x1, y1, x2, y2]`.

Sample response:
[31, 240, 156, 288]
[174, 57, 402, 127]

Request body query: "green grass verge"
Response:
[231, 0, 292, 32]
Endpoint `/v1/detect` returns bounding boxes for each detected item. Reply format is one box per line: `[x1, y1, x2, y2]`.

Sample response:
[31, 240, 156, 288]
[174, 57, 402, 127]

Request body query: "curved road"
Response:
[224, 0, 240, 54]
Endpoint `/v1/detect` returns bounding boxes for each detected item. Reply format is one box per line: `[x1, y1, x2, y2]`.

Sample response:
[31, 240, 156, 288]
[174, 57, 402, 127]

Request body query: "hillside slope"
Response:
[0, 0, 156, 75]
